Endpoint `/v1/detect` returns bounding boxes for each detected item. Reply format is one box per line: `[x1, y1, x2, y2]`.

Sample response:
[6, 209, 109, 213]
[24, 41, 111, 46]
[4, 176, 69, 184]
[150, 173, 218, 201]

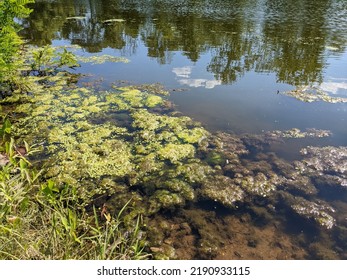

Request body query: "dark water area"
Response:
[20, 0, 347, 259]
[21, 0, 347, 142]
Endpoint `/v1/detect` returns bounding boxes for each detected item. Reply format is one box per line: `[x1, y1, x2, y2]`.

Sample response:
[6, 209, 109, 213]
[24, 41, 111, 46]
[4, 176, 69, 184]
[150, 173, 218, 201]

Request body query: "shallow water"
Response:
[21, 0, 347, 259]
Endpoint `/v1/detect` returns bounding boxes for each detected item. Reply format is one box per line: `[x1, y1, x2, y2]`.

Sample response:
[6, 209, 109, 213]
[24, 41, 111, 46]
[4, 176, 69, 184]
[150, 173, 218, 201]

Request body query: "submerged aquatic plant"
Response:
[200, 175, 245, 208]
[279, 192, 336, 229]
[300, 146, 347, 189]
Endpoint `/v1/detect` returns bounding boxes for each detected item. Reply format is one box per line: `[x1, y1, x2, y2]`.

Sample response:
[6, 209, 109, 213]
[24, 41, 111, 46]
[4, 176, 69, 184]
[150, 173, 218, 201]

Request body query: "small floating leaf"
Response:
[103, 19, 125, 24]
[66, 16, 86, 20]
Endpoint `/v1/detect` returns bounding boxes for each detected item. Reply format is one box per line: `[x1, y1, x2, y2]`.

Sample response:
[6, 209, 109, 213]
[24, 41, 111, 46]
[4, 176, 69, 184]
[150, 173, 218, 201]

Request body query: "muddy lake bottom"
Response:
[142, 188, 347, 259]
[148, 181, 346, 260]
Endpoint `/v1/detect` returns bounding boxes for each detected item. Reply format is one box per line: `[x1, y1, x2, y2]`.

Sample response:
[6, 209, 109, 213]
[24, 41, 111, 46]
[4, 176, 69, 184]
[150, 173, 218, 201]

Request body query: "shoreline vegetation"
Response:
[0, 122, 149, 260]
[1, 1, 346, 260]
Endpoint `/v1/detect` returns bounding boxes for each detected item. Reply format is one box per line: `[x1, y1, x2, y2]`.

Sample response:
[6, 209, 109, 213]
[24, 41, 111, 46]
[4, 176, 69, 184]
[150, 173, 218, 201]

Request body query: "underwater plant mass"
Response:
[1, 0, 347, 260]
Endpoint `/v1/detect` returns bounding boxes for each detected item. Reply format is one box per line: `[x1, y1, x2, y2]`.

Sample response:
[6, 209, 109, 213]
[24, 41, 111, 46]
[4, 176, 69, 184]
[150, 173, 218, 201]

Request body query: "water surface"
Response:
[21, 0, 347, 259]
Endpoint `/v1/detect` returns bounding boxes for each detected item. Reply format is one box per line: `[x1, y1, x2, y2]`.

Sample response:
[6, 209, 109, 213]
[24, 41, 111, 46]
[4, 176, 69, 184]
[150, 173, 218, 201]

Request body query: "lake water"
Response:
[21, 0, 347, 259]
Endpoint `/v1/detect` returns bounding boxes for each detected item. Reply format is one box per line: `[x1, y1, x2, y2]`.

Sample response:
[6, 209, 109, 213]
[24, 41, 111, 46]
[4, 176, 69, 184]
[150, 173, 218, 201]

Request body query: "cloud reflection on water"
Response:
[172, 66, 222, 89]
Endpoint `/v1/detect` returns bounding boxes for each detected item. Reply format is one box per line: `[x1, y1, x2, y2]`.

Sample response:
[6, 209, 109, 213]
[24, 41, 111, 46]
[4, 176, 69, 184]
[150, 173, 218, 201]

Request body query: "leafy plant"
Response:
[30, 46, 79, 75]
[0, 0, 79, 96]
[0, 0, 35, 92]
[0, 117, 11, 141]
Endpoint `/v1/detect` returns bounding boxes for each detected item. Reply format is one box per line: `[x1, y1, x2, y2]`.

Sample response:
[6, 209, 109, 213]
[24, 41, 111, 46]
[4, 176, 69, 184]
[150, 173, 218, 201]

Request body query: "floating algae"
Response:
[76, 54, 130, 64]
[8, 70, 215, 216]
[282, 85, 347, 103]
[8, 75, 344, 239]
[265, 128, 332, 139]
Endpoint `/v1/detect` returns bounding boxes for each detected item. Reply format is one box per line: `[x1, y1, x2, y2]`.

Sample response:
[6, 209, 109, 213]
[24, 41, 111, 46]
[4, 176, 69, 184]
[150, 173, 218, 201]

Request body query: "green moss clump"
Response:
[149, 190, 185, 214]
[145, 95, 163, 107]
[135, 153, 165, 174]
[120, 89, 146, 107]
[177, 127, 208, 144]
[174, 162, 214, 184]
[205, 151, 225, 166]
[163, 179, 195, 201]
[132, 109, 161, 131]
[157, 143, 195, 163]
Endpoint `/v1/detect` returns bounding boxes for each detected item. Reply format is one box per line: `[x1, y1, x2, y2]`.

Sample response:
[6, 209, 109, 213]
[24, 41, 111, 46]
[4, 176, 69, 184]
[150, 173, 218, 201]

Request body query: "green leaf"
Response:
[19, 158, 27, 170]
[47, 180, 60, 193]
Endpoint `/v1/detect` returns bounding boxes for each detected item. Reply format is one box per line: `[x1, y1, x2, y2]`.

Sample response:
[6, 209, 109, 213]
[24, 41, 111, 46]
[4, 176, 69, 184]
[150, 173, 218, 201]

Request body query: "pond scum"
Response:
[1, 45, 347, 259]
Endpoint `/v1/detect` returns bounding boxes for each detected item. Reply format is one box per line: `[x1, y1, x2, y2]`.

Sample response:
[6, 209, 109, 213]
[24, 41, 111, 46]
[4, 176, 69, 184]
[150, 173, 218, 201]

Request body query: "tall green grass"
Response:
[0, 118, 150, 260]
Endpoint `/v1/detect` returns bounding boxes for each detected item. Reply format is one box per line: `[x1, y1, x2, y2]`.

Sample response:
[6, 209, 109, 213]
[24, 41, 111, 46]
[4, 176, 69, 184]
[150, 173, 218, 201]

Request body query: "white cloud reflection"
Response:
[172, 66, 221, 89]
[178, 78, 222, 89]
[172, 66, 193, 78]
[319, 82, 347, 95]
